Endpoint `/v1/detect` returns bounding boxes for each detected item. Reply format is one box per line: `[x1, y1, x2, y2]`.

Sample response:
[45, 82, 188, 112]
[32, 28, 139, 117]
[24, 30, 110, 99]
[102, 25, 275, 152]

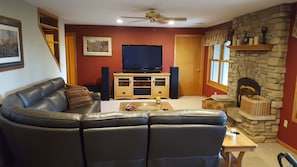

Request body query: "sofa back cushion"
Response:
[50, 77, 65, 90]
[35, 81, 56, 96]
[148, 109, 227, 125]
[16, 87, 43, 107]
[44, 90, 68, 112]
[1, 95, 81, 128]
[82, 111, 149, 167]
[81, 111, 148, 128]
[147, 110, 227, 167]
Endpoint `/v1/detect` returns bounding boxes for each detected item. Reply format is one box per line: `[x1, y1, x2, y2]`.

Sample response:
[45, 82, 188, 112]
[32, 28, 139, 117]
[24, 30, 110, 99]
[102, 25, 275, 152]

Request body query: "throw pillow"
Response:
[65, 84, 88, 90]
[64, 86, 93, 109]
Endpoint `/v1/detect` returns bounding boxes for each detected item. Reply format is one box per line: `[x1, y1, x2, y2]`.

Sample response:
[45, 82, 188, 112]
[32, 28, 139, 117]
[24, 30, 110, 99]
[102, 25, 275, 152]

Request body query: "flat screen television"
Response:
[122, 45, 162, 73]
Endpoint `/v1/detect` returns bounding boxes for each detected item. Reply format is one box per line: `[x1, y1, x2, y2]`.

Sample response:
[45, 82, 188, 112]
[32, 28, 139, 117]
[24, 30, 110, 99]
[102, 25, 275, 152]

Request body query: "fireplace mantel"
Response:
[227, 44, 274, 51]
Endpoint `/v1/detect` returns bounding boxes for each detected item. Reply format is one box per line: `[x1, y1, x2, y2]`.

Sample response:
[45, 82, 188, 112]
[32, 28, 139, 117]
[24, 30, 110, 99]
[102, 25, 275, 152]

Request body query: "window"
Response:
[208, 41, 231, 91]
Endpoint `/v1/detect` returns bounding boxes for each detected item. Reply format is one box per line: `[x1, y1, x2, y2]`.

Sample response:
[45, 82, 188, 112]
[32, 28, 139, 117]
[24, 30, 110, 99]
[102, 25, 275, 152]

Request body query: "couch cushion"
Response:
[45, 92, 68, 112]
[148, 109, 227, 125]
[16, 87, 43, 107]
[50, 77, 65, 90]
[81, 111, 148, 128]
[35, 81, 55, 96]
[1, 103, 82, 128]
[65, 87, 93, 109]
[66, 101, 100, 114]
[28, 99, 54, 111]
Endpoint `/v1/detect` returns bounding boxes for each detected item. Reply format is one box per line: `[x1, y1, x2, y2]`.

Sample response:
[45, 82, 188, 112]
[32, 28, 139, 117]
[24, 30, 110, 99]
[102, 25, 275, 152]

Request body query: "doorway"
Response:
[174, 35, 204, 96]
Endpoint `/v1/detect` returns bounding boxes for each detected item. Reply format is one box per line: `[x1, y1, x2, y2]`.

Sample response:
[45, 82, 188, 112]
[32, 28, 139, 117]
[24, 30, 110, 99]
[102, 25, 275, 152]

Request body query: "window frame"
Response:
[207, 41, 230, 92]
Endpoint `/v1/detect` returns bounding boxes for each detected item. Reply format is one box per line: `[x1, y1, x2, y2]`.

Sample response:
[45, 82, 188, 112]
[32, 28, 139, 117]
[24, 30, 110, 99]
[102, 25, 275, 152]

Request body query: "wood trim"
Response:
[277, 139, 297, 155]
[206, 42, 229, 92]
[38, 8, 58, 20]
[292, 76, 297, 123]
[38, 8, 60, 70]
[207, 81, 228, 92]
[65, 33, 78, 85]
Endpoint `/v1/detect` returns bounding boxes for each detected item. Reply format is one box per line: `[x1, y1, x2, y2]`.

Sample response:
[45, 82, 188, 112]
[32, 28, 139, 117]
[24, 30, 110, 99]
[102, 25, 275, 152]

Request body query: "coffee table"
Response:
[221, 127, 257, 167]
[119, 102, 173, 111]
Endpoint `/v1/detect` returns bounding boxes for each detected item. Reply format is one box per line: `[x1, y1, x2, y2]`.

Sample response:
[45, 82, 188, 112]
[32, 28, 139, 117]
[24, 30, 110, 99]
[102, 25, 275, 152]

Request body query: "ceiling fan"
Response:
[121, 8, 187, 24]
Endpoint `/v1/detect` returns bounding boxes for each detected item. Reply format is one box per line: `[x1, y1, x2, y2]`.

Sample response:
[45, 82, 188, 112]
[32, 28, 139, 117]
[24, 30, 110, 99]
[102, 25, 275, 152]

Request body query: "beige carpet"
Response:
[102, 96, 297, 167]
[101, 96, 205, 113]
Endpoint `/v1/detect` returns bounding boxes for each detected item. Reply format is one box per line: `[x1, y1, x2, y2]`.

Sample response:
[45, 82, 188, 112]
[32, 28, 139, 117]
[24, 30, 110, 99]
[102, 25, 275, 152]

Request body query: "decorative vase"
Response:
[243, 32, 249, 45]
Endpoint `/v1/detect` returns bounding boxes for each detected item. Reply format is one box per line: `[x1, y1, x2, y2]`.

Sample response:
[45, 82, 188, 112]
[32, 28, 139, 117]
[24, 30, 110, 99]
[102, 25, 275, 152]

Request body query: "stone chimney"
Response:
[227, 4, 292, 142]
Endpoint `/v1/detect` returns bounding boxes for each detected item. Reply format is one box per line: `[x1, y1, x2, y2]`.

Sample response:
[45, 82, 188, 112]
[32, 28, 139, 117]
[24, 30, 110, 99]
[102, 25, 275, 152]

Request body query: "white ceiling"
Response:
[24, 0, 297, 28]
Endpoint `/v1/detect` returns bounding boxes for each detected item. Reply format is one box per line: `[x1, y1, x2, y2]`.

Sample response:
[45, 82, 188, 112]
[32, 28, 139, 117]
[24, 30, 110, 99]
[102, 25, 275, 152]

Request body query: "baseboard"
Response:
[277, 138, 297, 155]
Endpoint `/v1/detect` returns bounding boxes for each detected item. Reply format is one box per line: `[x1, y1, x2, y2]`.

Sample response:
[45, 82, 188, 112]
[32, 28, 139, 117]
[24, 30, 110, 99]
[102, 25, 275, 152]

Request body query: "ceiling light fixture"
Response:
[168, 20, 174, 25]
[117, 19, 123, 24]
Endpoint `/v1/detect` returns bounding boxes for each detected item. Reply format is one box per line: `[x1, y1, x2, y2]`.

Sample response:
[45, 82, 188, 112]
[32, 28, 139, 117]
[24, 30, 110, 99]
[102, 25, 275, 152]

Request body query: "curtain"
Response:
[205, 28, 228, 46]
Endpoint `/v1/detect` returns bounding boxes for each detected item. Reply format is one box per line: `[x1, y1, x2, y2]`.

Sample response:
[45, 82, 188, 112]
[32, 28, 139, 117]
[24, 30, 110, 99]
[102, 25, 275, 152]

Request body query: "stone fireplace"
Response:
[227, 4, 292, 142]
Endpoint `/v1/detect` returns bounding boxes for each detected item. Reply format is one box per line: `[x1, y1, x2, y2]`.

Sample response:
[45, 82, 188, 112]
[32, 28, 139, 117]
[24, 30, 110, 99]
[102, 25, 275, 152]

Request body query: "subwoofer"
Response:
[170, 67, 179, 99]
[101, 67, 110, 100]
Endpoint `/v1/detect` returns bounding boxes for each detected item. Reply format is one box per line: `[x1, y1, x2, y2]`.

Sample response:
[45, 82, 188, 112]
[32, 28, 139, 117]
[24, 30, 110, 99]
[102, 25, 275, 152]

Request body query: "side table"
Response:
[221, 128, 257, 167]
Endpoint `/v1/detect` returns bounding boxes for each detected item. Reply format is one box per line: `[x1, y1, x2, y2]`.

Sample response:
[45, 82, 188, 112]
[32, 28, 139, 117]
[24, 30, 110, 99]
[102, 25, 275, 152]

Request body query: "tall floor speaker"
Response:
[101, 67, 110, 100]
[170, 67, 179, 99]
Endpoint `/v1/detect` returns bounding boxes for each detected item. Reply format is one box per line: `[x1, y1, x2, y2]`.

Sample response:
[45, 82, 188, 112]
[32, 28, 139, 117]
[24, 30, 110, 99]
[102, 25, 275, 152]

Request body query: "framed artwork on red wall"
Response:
[83, 36, 112, 56]
[0, 15, 24, 72]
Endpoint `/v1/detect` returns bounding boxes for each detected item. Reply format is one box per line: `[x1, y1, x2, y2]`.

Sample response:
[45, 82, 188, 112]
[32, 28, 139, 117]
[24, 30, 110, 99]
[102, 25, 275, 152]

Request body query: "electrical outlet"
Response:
[283, 120, 288, 128]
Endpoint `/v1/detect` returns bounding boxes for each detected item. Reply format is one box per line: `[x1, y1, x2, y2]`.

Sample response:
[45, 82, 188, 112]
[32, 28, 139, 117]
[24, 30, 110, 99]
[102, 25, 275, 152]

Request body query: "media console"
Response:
[114, 73, 170, 100]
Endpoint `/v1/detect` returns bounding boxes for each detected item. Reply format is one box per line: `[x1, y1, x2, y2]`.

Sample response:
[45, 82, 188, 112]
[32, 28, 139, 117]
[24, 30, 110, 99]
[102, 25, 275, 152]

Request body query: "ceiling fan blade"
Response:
[120, 8, 187, 25]
[156, 20, 168, 24]
[129, 19, 147, 23]
[121, 16, 147, 19]
[162, 17, 187, 21]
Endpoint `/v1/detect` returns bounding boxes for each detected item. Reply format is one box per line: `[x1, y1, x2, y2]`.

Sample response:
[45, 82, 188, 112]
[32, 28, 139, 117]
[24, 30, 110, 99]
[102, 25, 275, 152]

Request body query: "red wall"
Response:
[65, 25, 205, 85]
[278, 3, 297, 150]
[66, 10, 297, 150]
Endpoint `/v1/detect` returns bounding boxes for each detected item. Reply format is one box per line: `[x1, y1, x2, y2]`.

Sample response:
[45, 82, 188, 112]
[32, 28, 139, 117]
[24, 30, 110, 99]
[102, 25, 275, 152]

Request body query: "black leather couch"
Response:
[0, 77, 227, 167]
[0, 77, 100, 167]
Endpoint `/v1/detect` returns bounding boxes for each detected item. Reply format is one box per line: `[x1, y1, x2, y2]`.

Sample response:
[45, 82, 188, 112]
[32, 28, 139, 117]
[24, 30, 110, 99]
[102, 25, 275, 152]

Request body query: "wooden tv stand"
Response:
[113, 73, 170, 100]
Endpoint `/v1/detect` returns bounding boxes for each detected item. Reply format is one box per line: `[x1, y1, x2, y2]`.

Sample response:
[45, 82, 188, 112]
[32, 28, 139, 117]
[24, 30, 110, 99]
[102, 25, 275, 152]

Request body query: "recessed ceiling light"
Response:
[168, 20, 174, 25]
[117, 19, 123, 24]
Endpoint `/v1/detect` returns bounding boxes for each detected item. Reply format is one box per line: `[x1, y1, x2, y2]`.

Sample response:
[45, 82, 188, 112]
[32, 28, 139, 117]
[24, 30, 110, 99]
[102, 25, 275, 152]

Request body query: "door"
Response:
[65, 33, 78, 85]
[175, 35, 204, 96]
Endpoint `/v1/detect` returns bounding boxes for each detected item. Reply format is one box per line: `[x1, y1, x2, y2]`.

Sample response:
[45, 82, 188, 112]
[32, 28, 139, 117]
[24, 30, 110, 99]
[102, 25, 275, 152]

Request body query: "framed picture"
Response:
[83, 37, 112, 56]
[0, 15, 24, 71]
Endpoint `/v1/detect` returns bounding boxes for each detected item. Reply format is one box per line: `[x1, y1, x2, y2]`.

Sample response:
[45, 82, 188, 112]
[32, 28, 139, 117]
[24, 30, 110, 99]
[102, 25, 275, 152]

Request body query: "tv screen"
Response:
[122, 45, 162, 73]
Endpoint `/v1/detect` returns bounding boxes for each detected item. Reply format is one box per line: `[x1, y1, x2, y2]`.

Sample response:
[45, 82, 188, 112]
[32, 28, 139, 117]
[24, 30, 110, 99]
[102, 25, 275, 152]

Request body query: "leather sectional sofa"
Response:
[0, 77, 227, 167]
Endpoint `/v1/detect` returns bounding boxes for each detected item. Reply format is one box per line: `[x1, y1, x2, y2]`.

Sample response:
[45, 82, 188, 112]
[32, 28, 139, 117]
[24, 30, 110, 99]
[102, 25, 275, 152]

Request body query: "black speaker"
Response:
[170, 67, 179, 99]
[101, 67, 110, 100]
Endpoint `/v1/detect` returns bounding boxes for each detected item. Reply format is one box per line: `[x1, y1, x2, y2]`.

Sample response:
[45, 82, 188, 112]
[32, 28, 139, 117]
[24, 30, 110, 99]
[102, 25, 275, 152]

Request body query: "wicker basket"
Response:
[240, 95, 271, 116]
